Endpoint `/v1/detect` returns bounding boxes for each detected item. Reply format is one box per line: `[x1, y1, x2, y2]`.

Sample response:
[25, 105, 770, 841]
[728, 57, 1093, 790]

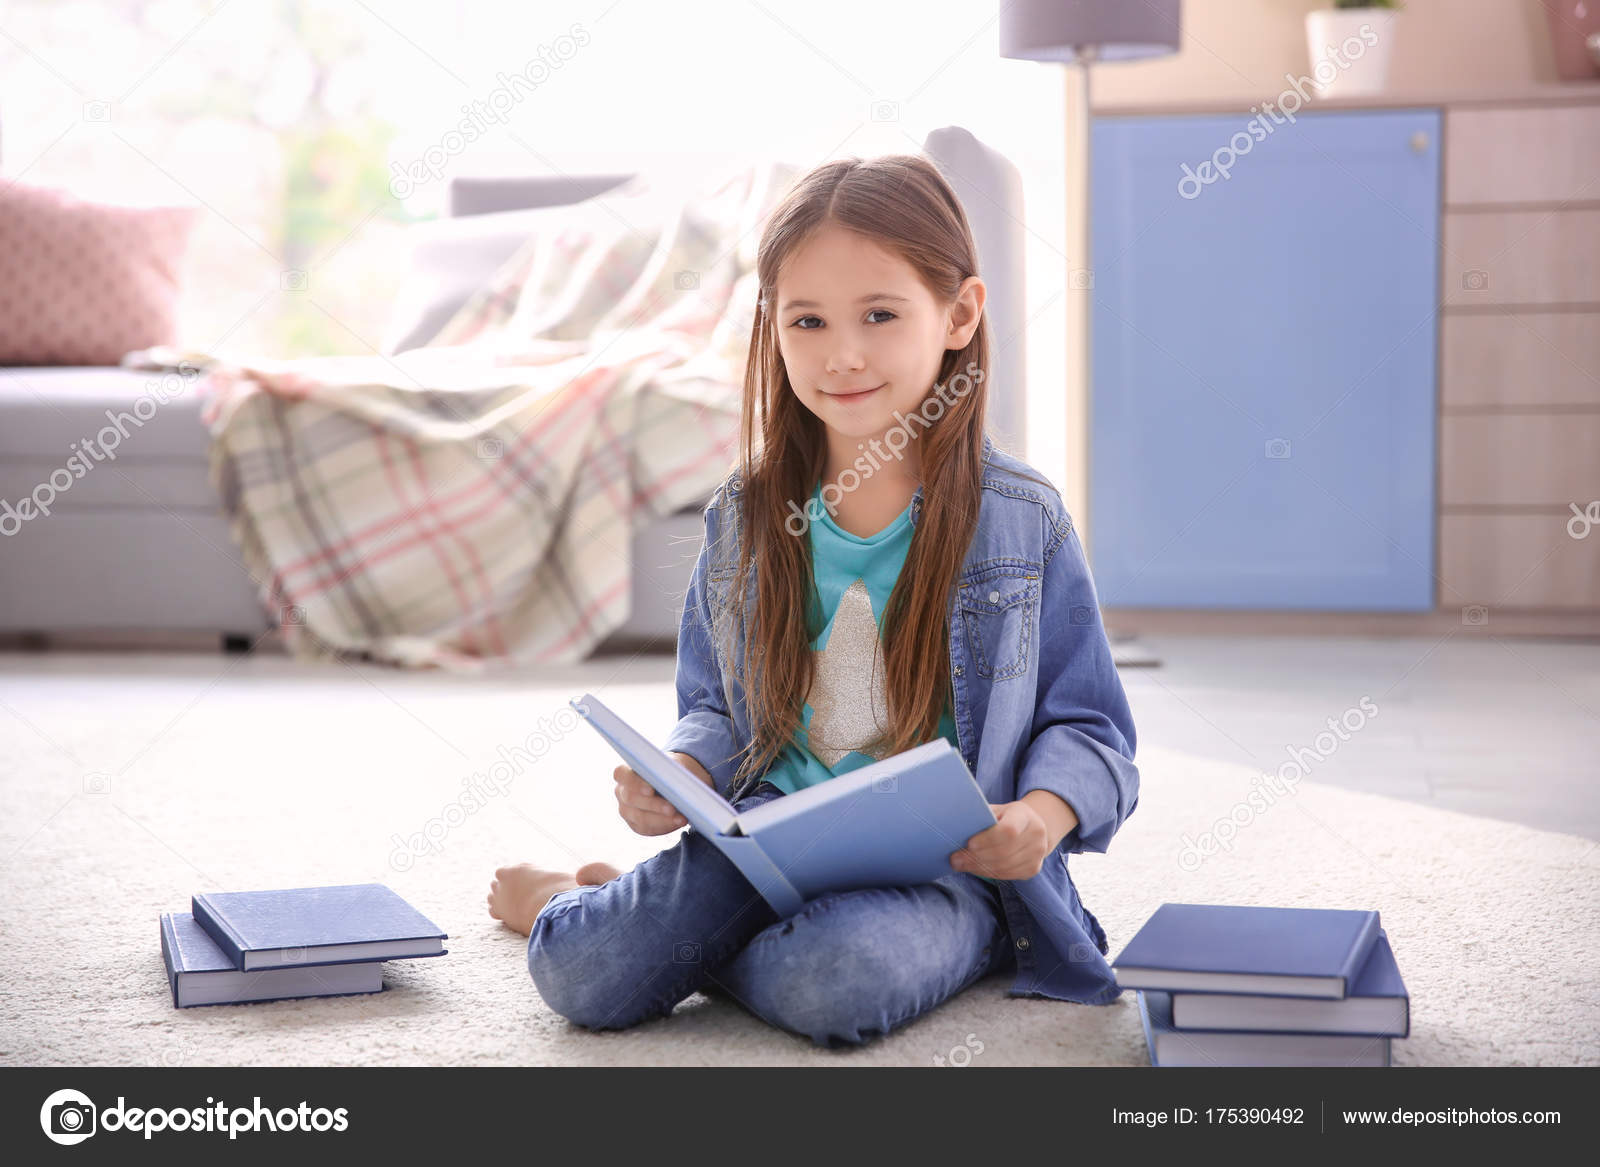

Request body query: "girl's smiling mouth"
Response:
[825, 383, 884, 402]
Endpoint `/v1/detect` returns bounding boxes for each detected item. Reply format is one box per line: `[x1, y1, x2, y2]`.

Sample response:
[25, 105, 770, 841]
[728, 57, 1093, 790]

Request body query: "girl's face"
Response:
[775, 221, 984, 479]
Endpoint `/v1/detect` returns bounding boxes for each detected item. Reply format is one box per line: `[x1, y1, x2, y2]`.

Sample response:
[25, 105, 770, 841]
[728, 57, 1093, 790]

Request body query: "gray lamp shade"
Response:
[999, 0, 1181, 63]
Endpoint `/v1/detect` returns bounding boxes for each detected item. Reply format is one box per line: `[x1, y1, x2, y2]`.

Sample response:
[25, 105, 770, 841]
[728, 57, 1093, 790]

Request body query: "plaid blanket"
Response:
[131, 160, 803, 669]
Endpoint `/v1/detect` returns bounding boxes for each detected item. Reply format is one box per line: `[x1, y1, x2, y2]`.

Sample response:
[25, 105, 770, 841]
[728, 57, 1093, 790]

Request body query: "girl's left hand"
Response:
[950, 801, 1052, 881]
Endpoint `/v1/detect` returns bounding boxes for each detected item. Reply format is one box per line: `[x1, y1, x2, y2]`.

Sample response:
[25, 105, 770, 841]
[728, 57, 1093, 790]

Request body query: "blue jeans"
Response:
[527, 781, 1016, 1048]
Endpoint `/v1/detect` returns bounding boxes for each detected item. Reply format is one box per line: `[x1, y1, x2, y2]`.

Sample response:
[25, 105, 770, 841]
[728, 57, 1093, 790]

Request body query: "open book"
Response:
[570, 693, 998, 917]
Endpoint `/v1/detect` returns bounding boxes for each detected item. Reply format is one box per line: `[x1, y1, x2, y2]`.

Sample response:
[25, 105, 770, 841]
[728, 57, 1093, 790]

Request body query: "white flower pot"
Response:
[1305, 9, 1398, 97]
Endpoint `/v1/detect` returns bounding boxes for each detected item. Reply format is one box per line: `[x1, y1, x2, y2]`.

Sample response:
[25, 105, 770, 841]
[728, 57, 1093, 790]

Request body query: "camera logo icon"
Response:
[40, 1088, 96, 1145]
[673, 941, 701, 963]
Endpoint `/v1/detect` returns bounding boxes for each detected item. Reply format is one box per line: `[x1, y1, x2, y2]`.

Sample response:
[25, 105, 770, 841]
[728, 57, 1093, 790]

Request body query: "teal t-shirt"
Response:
[761, 482, 993, 882]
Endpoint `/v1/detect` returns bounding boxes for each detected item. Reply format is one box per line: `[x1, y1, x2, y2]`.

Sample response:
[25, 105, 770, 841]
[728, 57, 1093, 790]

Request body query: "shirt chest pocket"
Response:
[958, 570, 1039, 682]
[706, 565, 738, 613]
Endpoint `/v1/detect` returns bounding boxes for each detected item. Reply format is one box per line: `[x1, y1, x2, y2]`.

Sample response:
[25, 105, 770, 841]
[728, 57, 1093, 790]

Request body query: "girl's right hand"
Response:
[613, 764, 690, 836]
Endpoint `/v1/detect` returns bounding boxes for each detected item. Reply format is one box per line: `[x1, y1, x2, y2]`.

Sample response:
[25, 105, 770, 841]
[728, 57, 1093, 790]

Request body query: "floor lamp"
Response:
[999, 0, 1180, 668]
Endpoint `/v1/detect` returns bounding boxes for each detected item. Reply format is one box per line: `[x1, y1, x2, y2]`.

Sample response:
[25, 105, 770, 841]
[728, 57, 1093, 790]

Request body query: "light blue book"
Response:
[570, 692, 997, 918]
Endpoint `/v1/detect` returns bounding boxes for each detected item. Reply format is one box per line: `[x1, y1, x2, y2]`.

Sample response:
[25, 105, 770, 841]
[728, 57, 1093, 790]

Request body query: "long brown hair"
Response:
[711, 152, 1032, 796]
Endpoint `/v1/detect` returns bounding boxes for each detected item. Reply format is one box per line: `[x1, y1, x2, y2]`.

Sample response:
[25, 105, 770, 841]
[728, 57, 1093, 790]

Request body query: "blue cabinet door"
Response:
[1089, 109, 1440, 610]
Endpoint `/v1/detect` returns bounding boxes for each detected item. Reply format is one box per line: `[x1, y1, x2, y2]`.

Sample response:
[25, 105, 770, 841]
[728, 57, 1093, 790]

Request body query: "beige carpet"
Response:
[1, 661, 1595, 1066]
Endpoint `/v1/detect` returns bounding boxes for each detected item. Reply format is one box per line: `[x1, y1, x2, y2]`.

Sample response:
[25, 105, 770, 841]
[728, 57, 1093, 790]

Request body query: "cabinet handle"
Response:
[1409, 130, 1430, 154]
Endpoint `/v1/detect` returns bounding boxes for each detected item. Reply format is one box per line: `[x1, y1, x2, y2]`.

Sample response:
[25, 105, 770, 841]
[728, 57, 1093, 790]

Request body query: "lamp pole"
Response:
[1065, 44, 1096, 564]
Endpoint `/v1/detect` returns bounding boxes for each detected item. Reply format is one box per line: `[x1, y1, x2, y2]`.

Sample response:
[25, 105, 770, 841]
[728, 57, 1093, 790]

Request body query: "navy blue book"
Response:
[1112, 902, 1382, 999]
[160, 912, 385, 1008]
[1137, 989, 1391, 1067]
[1171, 930, 1409, 1036]
[191, 883, 448, 971]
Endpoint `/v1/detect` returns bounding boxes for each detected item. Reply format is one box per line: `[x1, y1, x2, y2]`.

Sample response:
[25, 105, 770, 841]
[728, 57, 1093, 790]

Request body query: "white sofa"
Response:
[0, 126, 1026, 651]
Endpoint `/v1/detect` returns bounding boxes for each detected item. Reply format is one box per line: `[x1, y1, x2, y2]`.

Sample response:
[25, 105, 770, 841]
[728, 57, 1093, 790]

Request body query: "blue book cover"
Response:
[191, 883, 448, 971]
[160, 912, 385, 1008]
[1112, 902, 1383, 999]
[570, 692, 997, 918]
[1138, 989, 1391, 1067]
[1171, 930, 1410, 1037]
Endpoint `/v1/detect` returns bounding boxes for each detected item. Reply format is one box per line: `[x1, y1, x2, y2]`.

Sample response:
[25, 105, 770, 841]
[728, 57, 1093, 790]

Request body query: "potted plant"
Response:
[1305, 0, 1402, 98]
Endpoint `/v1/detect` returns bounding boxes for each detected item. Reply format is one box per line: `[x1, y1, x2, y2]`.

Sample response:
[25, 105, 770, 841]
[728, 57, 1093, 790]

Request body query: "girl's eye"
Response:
[791, 309, 897, 331]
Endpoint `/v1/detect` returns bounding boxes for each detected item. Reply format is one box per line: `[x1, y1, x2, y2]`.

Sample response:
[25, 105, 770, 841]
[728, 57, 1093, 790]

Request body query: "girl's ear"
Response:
[946, 276, 987, 348]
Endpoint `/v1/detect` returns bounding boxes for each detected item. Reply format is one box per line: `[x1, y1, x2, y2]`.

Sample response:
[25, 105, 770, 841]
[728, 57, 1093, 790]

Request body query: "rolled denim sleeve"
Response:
[1015, 508, 1140, 855]
[661, 497, 747, 799]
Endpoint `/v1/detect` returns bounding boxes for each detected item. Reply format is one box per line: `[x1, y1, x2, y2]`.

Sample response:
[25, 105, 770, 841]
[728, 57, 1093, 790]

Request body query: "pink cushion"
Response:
[0, 181, 198, 366]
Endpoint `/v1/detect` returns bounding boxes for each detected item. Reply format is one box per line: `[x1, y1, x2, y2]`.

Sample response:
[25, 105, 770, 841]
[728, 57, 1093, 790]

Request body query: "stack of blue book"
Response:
[160, 883, 447, 1008]
[1112, 903, 1409, 1067]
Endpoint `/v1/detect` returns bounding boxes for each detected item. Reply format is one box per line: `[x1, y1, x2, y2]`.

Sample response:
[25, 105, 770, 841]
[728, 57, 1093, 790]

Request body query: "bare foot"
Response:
[487, 864, 579, 936]
[576, 860, 623, 886]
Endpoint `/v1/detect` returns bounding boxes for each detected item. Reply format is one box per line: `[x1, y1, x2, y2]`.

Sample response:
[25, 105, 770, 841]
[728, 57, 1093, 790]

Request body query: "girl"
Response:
[487, 152, 1140, 1050]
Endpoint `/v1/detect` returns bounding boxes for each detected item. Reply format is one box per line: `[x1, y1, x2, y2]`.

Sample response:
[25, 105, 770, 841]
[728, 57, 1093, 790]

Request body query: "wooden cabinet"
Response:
[1442, 105, 1600, 205]
[1089, 109, 1441, 610]
[1436, 99, 1600, 611]
[1089, 89, 1599, 620]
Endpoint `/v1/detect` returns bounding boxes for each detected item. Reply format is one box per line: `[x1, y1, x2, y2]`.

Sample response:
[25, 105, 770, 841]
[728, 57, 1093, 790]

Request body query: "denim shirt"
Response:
[663, 432, 1141, 1005]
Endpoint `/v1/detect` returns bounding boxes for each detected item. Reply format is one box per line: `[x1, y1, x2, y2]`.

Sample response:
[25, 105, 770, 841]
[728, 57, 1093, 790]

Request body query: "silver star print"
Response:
[805, 577, 892, 767]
